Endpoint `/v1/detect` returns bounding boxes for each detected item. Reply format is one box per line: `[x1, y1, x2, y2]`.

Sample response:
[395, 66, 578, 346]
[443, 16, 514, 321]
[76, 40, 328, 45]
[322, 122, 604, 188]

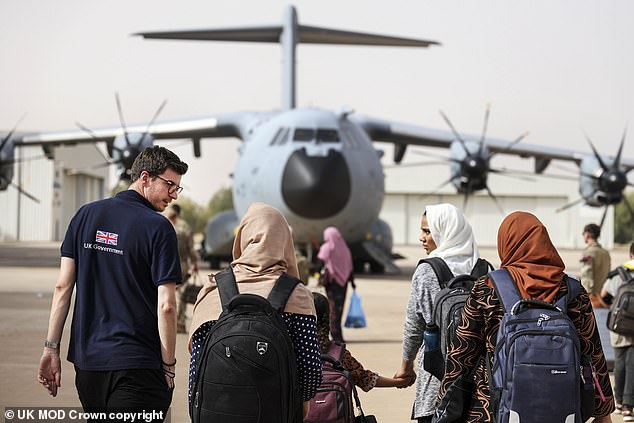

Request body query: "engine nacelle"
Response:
[111, 132, 155, 180]
[579, 155, 627, 207]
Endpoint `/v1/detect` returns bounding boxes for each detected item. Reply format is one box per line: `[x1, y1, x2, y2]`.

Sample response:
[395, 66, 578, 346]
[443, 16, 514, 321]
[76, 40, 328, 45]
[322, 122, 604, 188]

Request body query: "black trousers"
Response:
[75, 367, 173, 422]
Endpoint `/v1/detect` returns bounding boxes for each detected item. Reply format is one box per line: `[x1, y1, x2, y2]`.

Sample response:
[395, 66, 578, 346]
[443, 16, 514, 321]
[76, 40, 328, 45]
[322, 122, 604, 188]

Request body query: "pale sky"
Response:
[1, 0, 633, 205]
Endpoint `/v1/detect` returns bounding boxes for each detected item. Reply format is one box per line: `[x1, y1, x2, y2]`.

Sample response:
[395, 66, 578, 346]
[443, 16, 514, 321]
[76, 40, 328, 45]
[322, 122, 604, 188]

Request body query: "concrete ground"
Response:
[0, 242, 628, 422]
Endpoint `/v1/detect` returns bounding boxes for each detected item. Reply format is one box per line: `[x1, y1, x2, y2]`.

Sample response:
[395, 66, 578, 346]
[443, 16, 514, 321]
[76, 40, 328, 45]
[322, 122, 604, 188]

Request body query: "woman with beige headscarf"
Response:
[187, 202, 321, 417]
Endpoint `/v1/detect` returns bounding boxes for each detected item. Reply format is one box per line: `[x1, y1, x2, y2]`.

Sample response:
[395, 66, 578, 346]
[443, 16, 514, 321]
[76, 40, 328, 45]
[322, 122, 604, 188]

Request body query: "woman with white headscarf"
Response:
[395, 203, 481, 423]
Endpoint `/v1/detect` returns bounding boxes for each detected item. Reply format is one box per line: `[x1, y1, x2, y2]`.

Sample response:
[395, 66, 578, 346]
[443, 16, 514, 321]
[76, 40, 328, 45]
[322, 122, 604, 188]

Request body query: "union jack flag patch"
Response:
[96, 230, 119, 246]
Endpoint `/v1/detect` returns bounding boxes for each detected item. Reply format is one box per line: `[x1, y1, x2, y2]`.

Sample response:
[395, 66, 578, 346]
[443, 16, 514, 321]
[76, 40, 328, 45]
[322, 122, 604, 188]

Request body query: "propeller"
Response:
[74, 95, 167, 180]
[556, 127, 634, 228]
[410, 105, 528, 213]
[0, 114, 40, 202]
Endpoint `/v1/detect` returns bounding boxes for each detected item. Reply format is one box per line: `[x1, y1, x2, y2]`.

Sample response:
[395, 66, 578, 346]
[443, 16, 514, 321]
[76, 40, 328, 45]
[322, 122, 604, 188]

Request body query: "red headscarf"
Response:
[497, 211, 565, 304]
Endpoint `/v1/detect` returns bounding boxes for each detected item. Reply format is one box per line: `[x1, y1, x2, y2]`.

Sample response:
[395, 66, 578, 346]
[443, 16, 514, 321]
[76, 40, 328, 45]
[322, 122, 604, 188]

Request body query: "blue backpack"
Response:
[489, 269, 594, 423]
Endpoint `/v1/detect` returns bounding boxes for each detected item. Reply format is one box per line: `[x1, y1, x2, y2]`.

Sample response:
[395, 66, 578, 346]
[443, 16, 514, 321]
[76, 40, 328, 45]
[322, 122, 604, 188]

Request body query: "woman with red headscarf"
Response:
[317, 226, 354, 343]
[435, 211, 614, 423]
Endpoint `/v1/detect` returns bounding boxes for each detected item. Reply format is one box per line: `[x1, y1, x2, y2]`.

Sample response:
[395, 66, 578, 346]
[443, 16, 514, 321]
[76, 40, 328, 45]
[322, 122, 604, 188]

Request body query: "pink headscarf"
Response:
[318, 226, 353, 287]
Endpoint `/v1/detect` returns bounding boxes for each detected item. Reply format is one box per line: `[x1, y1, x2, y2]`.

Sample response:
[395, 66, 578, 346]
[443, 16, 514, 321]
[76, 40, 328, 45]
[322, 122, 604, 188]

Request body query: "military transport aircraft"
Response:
[2, 5, 633, 272]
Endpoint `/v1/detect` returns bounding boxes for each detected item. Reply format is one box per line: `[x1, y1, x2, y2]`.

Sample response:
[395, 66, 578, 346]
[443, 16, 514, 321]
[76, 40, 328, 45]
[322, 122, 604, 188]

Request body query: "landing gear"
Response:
[353, 258, 384, 274]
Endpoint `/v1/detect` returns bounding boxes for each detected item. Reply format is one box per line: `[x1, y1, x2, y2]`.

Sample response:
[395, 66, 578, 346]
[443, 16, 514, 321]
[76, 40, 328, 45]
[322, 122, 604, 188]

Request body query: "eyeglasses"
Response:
[155, 175, 184, 195]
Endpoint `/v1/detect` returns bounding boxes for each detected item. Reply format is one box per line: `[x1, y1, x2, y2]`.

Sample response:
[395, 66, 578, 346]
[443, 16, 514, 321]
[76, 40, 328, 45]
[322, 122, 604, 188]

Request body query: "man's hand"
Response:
[394, 367, 417, 389]
[38, 349, 61, 397]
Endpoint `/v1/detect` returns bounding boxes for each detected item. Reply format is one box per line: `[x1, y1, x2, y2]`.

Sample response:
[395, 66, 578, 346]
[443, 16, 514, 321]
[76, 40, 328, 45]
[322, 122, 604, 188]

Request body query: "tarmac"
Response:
[0, 241, 628, 422]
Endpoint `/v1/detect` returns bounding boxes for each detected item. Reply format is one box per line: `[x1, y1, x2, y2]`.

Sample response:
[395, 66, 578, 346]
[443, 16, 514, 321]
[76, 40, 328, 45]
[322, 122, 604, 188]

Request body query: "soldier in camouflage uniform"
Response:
[580, 223, 611, 309]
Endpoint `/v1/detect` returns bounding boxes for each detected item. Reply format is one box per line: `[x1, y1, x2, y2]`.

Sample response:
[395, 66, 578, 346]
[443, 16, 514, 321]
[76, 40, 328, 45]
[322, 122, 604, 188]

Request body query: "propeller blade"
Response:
[418, 175, 456, 203]
[478, 103, 491, 155]
[556, 197, 586, 213]
[439, 110, 470, 157]
[144, 99, 168, 137]
[579, 171, 600, 181]
[489, 167, 537, 182]
[489, 131, 529, 159]
[0, 113, 27, 154]
[584, 132, 609, 172]
[10, 181, 40, 203]
[600, 206, 609, 229]
[485, 185, 505, 214]
[115, 92, 131, 147]
[75, 121, 100, 141]
[614, 126, 628, 169]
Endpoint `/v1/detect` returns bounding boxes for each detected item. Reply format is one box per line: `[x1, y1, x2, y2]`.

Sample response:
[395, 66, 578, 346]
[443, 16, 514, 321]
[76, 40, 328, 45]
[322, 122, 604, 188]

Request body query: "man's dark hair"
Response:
[129, 146, 188, 182]
[170, 204, 181, 215]
[583, 223, 601, 240]
[629, 241, 634, 257]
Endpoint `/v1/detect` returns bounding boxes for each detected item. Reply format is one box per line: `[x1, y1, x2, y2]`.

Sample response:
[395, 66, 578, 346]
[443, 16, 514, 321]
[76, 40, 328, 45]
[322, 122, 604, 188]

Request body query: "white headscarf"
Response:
[425, 203, 479, 275]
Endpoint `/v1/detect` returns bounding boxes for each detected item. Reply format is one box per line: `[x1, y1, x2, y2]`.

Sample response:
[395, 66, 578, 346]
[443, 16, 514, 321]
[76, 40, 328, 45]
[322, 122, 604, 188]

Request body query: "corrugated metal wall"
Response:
[1, 144, 109, 241]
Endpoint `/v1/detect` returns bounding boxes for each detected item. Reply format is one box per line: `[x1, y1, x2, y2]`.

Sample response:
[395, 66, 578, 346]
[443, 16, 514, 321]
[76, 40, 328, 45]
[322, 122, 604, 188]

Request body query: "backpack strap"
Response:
[559, 275, 582, 311]
[267, 273, 301, 312]
[214, 267, 240, 313]
[488, 268, 523, 312]
[326, 341, 346, 362]
[418, 257, 454, 288]
[471, 258, 493, 278]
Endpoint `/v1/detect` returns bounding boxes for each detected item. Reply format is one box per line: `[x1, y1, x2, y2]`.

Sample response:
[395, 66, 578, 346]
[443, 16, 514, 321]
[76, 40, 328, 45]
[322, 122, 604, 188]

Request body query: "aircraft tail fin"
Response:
[135, 5, 439, 110]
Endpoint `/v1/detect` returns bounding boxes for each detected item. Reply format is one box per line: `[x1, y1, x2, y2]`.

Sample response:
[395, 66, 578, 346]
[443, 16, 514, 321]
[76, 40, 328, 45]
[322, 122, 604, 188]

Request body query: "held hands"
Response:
[393, 368, 417, 389]
[38, 349, 61, 397]
[393, 374, 416, 388]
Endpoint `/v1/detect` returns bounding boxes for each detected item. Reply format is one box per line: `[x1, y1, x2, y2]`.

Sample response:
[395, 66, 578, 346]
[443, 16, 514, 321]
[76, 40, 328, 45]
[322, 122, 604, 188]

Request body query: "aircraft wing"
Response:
[353, 114, 634, 170]
[14, 112, 257, 147]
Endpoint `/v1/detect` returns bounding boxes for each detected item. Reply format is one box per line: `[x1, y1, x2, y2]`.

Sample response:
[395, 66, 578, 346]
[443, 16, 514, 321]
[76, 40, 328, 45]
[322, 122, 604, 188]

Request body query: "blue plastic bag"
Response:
[344, 290, 367, 328]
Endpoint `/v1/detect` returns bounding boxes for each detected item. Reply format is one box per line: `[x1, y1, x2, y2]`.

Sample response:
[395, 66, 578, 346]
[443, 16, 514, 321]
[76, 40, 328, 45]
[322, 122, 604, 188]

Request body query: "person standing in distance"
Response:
[601, 241, 634, 420]
[580, 223, 611, 309]
[37, 146, 188, 422]
[316, 226, 354, 343]
[165, 203, 199, 333]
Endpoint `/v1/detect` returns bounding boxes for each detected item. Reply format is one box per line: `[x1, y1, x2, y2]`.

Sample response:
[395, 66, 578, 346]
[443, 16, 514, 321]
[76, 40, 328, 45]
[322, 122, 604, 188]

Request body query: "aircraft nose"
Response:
[282, 148, 350, 219]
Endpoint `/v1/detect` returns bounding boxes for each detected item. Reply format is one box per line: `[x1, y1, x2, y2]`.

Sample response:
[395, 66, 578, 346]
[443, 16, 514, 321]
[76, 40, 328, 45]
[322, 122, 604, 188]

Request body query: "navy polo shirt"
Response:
[61, 190, 182, 371]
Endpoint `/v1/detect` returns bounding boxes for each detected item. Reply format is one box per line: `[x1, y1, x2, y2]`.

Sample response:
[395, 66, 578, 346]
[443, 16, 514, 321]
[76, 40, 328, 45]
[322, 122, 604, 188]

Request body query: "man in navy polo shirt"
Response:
[37, 146, 188, 421]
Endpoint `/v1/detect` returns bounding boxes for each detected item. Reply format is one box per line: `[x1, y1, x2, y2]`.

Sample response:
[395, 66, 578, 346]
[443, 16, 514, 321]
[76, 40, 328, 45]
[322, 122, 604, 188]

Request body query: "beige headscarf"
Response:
[189, 202, 316, 349]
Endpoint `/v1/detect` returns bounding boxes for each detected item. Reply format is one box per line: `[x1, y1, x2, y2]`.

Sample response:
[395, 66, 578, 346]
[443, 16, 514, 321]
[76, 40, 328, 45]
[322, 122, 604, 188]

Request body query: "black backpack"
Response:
[190, 267, 303, 423]
[607, 265, 634, 336]
[418, 257, 492, 380]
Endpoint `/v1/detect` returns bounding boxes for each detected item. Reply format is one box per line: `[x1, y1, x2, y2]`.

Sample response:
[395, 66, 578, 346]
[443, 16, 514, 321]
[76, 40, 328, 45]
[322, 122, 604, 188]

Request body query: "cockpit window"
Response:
[270, 127, 290, 146]
[293, 128, 315, 142]
[317, 129, 340, 143]
[292, 128, 340, 143]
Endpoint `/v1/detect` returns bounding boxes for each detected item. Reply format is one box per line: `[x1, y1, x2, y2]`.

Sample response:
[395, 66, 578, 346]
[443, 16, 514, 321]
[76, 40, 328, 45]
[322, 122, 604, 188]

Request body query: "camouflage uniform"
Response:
[580, 241, 611, 296]
[174, 219, 198, 330]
